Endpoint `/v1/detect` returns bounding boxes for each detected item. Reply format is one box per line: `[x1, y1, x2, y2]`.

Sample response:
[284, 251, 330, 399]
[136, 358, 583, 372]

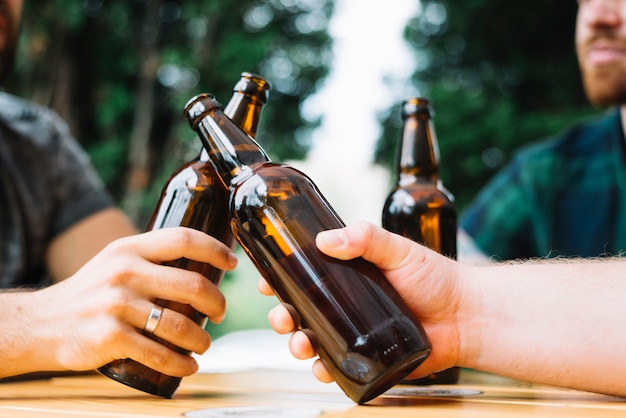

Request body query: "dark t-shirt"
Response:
[0, 92, 114, 287]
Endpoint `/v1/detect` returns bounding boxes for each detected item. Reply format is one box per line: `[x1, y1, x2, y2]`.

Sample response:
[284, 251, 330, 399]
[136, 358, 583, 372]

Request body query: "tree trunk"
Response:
[122, 0, 163, 224]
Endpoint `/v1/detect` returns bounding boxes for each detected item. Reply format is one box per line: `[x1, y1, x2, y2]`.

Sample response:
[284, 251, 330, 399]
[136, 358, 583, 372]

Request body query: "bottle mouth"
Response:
[183, 72, 271, 127]
[235, 72, 272, 104]
[402, 97, 433, 118]
[184, 93, 223, 128]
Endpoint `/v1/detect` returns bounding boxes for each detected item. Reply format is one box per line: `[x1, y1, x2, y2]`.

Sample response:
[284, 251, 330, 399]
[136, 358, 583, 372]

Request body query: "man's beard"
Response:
[577, 30, 626, 108]
[580, 63, 626, 108]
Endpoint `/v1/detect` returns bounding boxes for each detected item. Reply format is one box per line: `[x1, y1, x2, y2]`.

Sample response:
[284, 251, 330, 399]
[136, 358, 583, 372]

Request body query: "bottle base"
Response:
[341, 347, 431, 404]
[401, 367, 460, 385]
[97, 359, 181, 398]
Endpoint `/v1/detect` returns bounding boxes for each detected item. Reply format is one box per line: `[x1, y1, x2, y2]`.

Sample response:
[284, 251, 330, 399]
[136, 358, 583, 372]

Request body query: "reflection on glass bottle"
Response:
[97, 73, 271, 398]
[184, 94, 432, 404]
[382, 97, 459, 385]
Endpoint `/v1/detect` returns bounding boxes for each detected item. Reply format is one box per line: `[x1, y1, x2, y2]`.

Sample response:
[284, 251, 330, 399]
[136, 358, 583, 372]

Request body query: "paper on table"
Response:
[195, 329, 315, 373]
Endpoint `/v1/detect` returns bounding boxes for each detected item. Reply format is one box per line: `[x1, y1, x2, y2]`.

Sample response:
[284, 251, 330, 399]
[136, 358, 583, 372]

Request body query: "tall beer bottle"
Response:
[97, 73, 271, 398]
[382, 97, 459, 385]
[184, 94, 432, 404]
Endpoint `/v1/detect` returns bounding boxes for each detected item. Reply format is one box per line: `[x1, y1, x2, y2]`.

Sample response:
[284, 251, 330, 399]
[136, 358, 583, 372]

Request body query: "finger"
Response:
[312, 359, 334, 383]
[124, 262, 226, 323]
[157, 267, 227, 323]
[257, 277, 274, 296]
[150, 308, 212, 355]
[267, 304, 298, 334]
[121, 332, 201, 378]
[121, 301, 212, 355]
[288, 330, 317, 360]
[316, 221, 432, 271]
[109, 227, 238, 271]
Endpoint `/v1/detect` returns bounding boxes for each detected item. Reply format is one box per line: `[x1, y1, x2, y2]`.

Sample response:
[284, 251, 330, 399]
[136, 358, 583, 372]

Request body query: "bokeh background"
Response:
[10, 0, 600, 337]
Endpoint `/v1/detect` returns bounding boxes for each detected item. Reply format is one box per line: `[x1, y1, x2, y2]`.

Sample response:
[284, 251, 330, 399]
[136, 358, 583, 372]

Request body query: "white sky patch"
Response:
[210, 0, 422, 334]
[292, 0, 420, 226]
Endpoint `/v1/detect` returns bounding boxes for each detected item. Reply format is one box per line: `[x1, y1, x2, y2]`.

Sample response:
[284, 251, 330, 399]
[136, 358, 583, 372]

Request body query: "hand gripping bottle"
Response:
[98, 73, 270, 397]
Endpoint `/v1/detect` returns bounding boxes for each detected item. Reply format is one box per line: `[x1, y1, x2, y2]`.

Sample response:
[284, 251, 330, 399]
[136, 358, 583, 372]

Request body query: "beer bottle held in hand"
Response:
[97, 73, 271, 397]
[184, 94, 431, 404]
[382, 97, 459, 385]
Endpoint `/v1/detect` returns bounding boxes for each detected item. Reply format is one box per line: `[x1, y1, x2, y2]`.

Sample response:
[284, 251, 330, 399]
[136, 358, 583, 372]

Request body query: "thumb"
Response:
[316, 221, 430, 272]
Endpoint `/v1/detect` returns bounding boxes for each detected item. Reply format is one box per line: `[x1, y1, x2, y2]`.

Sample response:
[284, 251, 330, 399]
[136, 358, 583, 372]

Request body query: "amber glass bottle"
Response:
[97, 73, 271, 397]
[184, 94, 432, 404]
[382, 97, 459, 385]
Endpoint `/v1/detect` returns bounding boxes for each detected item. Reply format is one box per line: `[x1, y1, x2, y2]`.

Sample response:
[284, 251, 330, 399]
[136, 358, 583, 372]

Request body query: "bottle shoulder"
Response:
[230, 162, 336, 216]
[387, 182, 455, 203]
[383, 184, 457, 218]
[164, 161, 222, 190]
[233, 162, 313, 186]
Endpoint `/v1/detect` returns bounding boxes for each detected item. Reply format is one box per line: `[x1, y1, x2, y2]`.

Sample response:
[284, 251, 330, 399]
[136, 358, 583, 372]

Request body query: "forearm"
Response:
[0, 290, 62, 378]
[461, 259, 626, 396]
[46, 208, 138, 282]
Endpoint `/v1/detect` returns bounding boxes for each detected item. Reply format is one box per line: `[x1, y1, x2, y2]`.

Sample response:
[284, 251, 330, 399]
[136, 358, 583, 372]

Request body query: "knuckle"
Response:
[170, 315, 194, 336]
[103, 235, 133, 254]
[174, 227, 195, 247]
[106, 259, 138, 286]
[98, 290, 131, 318]
[185, 274, 207, 296]
[110, 257, 142, 293]
[94, 319, 127, 349]
[147, 346, 170, 368]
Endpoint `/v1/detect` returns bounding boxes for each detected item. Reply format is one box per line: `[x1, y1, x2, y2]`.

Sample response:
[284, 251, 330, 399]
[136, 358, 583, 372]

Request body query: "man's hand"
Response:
[0, 227, 237, 379]
[258, 221, 465, 383]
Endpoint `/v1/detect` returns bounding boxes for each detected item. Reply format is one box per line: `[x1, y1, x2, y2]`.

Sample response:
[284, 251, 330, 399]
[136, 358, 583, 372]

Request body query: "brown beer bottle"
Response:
[184, 94, 432, 404]
[97, 73, 271, 397]
[382, 97, 459, 385]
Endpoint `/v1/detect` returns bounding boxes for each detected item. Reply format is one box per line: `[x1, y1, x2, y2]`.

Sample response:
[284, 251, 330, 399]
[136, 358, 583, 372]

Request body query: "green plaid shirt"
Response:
[460, 108, 626, 260]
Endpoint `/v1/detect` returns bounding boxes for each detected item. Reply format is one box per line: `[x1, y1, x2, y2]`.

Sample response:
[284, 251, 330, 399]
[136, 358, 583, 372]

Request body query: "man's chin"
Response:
[582, 72, 626, 107]
[586, 93, 626, 108]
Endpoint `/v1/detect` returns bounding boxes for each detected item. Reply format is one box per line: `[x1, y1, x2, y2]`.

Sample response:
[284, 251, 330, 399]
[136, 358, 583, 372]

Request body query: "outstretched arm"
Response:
[465, 257, 626, 396]
[46, 207, 138, 282]
[260, 221, 626, 396]
[1, 227, 237, 379]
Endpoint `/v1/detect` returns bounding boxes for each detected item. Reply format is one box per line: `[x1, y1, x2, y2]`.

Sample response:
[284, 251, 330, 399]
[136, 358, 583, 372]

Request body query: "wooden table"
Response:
[0, 369, 624, 417]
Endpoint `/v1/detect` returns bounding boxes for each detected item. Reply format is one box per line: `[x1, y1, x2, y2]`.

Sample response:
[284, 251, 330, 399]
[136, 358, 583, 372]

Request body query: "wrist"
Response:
[0, 290, 62, 377]
[455, 264, 485, 369]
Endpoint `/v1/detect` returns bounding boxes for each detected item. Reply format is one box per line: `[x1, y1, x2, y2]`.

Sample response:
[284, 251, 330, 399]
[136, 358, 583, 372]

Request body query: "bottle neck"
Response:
[199, 73, 270, 163]
[186, 95, 271, 188]
[224, 94, 263, 139]
[198, 94, 264, 163]
[224, 73, 269, 139]
[397, 114, 440, 186]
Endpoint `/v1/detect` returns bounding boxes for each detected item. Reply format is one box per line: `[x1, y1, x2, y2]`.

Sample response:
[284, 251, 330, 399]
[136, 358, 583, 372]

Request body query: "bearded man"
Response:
[459, 0, 626, 261]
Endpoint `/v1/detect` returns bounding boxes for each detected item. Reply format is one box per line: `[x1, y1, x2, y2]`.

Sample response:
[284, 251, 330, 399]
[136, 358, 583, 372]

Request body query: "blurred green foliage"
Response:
[4, 0, 334, 338]
[15, 0, 598, 227]
[8, 0, 334, 225]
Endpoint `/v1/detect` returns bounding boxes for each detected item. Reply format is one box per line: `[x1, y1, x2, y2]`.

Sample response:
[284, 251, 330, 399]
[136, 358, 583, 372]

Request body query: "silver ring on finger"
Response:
[144, 304, 164, 334]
